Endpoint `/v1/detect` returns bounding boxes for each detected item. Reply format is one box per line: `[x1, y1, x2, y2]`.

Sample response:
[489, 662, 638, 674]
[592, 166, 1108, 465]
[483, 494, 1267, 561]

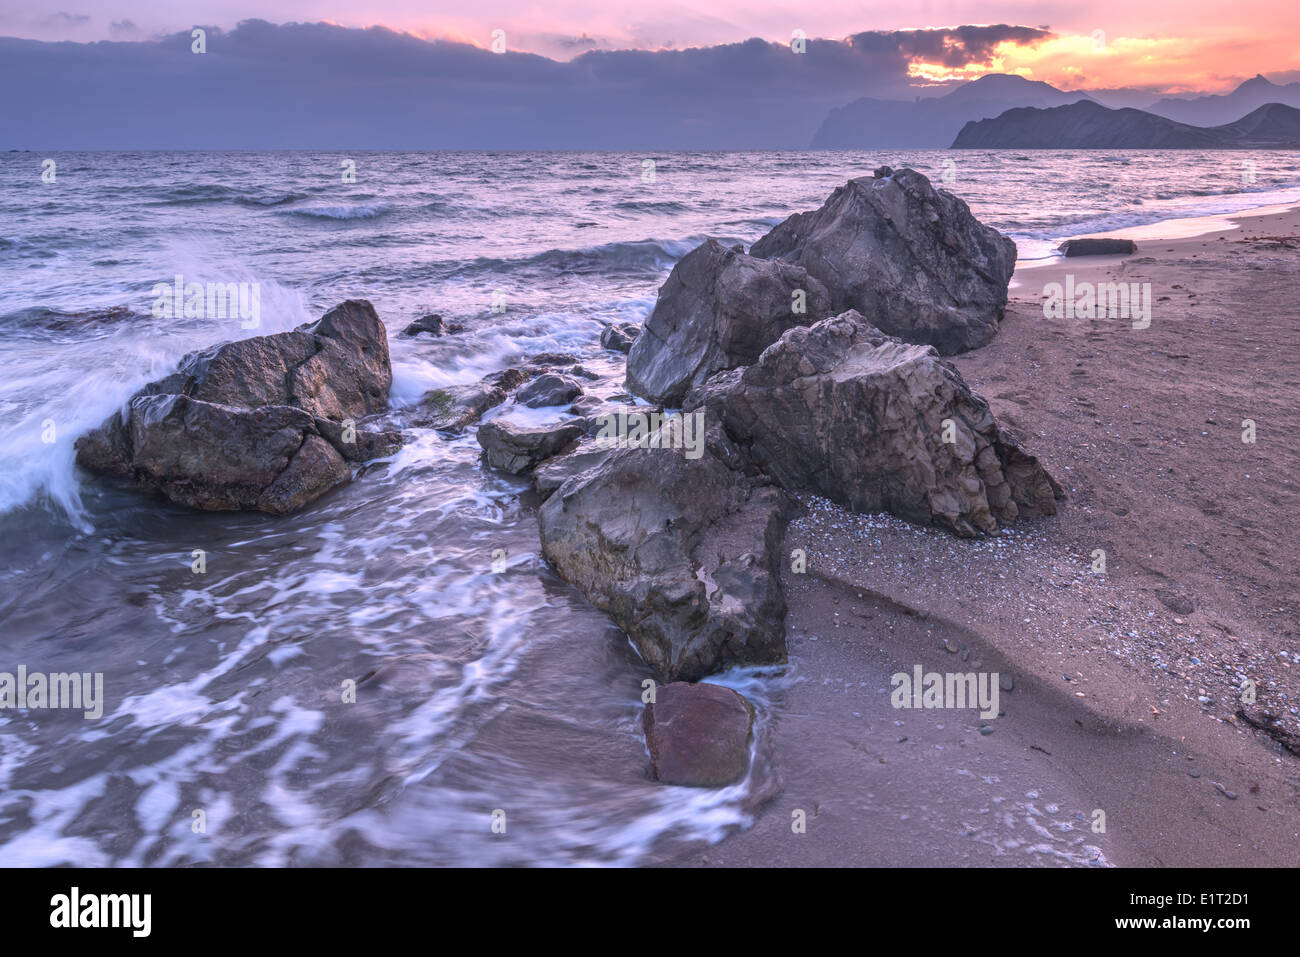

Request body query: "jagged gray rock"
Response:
[600, 322, 641, 354]
[75, 300, 399, 514]
[625, 239, 830, 405]
[686, 310, 1063, 536]
[748, 167, 1016, 354]
[477, 418, 587, 475]
[538, 433, 795, 681]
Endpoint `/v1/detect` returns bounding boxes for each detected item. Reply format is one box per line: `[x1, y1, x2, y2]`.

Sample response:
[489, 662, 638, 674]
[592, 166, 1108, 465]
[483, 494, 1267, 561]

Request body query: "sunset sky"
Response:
[3, 0, 1299, 93]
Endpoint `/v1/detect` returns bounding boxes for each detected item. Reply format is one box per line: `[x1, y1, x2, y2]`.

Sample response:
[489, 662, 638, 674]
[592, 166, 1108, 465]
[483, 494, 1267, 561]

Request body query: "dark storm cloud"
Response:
[0, 19, 1050, 149]
[852, 24, 1054, 67]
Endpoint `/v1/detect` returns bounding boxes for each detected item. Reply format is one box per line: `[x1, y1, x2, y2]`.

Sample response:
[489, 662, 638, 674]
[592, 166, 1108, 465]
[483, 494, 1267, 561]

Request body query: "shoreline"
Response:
[1014, 196, 1300, 271]
[669, 201, 1300, 867]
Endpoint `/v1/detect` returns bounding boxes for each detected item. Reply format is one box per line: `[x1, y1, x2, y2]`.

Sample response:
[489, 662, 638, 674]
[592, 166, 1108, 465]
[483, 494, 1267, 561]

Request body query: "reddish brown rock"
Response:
[642, 681, 755, 787]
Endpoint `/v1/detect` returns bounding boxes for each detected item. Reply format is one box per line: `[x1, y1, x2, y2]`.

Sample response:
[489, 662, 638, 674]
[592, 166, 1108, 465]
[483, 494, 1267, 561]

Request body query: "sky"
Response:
[2, 4, 1299, 149]
[2, 1, 1298, 92]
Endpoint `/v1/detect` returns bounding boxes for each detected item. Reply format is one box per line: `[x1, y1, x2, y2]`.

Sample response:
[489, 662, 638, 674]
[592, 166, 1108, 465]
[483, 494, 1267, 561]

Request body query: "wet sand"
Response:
[668, 204, 1300, 867]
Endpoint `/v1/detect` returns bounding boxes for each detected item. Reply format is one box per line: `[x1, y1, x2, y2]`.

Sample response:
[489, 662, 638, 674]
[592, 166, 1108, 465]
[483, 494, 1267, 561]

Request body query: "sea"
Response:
[1, 149, 1298, 865]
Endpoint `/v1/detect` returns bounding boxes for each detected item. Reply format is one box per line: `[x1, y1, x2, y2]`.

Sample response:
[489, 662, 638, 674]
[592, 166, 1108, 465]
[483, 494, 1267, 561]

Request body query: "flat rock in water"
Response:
[476, 418, 586, 475]
[75, 299, 400, 514]
[401, 313, 462, 337]
[748, 167, 1016, 355]
[515, 372, 585, 408]
[1058, 238, 1137, 257]
[643, 682, 754, 787]
[411, 368, 530, 433]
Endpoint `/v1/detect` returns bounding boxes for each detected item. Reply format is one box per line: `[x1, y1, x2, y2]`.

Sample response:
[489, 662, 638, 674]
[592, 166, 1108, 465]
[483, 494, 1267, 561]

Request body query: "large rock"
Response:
[625, 239, 830, 406]
[538, 434, 795, 681]
[687, 311, 1063, 536]
[75, 300, 399, 514]
[477, 418, 586, 475]
[643, 682, 755, 788]
[748, 167, 1016, 355]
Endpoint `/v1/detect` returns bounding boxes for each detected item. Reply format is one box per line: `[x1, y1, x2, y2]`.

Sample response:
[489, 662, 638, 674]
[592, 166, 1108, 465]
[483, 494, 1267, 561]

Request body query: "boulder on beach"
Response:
[686, 310, 1063, 536]
[538, 433, 795, 682]
[748, 167, 1016, 355]
[1058, 238, 1138, 257]
[600, 322, 641, 354]
[75, 299, 400, 514]
[477, 417, 587, 475]
[643, 681, 755, 787]
[625, 239, 831, 406]
[515, 372, 584, 408]
[411, 368, 530, 433]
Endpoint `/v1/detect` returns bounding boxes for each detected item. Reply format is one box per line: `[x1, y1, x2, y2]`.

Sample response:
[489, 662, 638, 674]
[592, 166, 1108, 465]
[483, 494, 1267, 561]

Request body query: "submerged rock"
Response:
[525, 352, 580, 368]
[600, 322, 641, 354]
[625, 239, 830, 405]
[748, 167, 1016, 354]
[411, 368, 530, 433]
[643, 681, 754, 787]
[401, 313, 462, 337]
[687, 310, 1063, 536]
[75, 300, 400, 514]
[538, 433, 794, 681]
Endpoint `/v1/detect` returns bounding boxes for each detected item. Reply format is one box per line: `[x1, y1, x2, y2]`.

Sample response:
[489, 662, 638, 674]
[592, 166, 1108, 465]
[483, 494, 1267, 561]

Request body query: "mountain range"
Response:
[812, 73, 1300, 149]
[950, 100, 1300, 149]
[811, 75, 1094, 148]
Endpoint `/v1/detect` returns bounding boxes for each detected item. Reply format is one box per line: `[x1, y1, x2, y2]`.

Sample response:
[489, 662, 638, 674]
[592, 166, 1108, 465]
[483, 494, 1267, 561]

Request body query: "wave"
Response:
[236, 192, 310, 208]
[283, 203, 394, 221]
[148, 183, 244, 205]
[0, 305, 146, 338]
[406, 237, 704, 285]
[613, 200, 692, 213]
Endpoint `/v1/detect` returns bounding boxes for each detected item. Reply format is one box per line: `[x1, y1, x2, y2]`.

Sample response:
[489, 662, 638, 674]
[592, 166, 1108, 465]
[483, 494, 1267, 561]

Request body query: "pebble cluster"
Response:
[788, 494, 1300, 759]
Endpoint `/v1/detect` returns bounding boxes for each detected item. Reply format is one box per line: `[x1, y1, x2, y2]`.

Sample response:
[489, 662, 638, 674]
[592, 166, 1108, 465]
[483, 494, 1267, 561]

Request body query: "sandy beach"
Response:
[667, 203, 1300, 867]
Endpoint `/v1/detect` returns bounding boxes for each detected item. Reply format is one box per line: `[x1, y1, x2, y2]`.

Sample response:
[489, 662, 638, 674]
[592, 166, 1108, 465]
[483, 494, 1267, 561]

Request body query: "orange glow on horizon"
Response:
[899, 31, 1300, 93]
